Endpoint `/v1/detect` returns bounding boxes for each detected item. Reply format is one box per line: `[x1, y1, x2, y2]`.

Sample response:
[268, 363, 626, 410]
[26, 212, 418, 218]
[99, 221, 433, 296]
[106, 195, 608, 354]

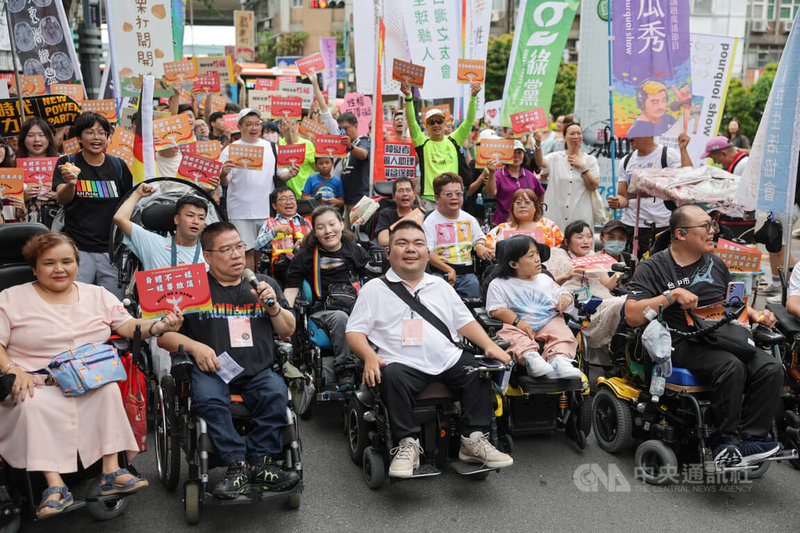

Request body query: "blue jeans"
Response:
[191, 366, 288, 465]
[433, 271, 481, 298]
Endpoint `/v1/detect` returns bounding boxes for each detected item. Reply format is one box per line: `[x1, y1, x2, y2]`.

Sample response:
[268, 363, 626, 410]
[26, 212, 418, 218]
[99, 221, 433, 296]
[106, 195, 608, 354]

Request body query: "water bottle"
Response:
[649, 365, 665, 403]
[476, 193, 484, 206]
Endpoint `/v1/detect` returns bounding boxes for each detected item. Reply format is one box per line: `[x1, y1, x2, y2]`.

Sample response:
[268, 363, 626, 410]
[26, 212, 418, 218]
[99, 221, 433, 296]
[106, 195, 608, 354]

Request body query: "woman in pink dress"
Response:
[0, 232, 182, 519]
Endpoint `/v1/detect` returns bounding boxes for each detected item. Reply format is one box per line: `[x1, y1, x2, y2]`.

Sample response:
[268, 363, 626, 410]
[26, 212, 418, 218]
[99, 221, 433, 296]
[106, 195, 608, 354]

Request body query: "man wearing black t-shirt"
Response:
[374, 178, 419, 246]
[337, 112, 371, 228]
[159, 222, 300, 499]
[625, 205, 782, 466]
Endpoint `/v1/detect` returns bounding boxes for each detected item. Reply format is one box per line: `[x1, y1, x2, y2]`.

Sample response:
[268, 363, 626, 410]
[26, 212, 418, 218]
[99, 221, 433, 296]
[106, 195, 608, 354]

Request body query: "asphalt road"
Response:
[18, 395, 800, 533]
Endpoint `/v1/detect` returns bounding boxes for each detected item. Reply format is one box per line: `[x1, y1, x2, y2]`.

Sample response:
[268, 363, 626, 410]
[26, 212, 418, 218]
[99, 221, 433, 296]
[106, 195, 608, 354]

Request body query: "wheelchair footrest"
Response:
[451, 461, 495, 476]
[409, 464, 441, 478]
[316, 389, 345, 402]
[201, 480, 303, 506]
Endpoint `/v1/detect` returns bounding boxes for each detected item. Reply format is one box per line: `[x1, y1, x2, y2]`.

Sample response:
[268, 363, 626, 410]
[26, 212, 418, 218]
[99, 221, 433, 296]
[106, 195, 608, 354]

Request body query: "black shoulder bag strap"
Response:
[379, 276, 464, 350]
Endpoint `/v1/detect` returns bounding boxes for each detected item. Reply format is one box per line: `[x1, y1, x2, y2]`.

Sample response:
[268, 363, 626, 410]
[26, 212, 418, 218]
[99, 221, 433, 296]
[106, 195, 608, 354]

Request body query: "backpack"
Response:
[415, 136, 469, 197]
[51, 153, 125, 232]
[622, 145, 668, 173]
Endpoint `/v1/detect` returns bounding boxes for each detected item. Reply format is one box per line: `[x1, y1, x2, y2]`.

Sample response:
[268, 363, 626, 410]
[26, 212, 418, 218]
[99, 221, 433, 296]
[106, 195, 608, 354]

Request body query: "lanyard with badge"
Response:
[401, 288, 424, 346]
[171, 236, 202, 267]
[219, 281, 256, 348]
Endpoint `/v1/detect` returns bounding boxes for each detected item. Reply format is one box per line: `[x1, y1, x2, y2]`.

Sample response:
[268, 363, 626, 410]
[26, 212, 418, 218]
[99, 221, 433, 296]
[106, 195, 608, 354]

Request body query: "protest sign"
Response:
[319, 37, 338, 102]
[296, 53, 326, 78]
[457, 59, 486, 83]
[234, 11, 256, 61]
[182, 140, 223, 160]
[152, 113, 195, 151]
[383, 142, 416, 180]
[298, 117, 327, 141]
[342, 92, 373, 136]
[62, 137, 81, 155]
[81, 99, 118, 122]
[389, 208, 425, 230]
[504, 227, 545, 243]
[176, 154, 222, 189]
[106, 127, 135, 168]
[392, 59, 425, 87]
[277, 144, 307, 168]
[255, 78, 279, 91]
[193, 74, 221, 94]
[714, 247, 760, 272]
[0, 94, 80, 137]
[19, 158, 58, 197]
[483, 100, 504, 128]
[163, 59, 198, 82]
[510, 108, 548, 135]
[270, 96, 302, 120]
[222, 113, 240, 134]
[200, 93, 227, 113]
[276, 75, 296, 85]
[475, 139, 514, 168]
[0, 169, 24, 201]
[135, 264, 213, 320]
[569, 253, 619, 272]
[315, 135, 348, 158]
[227, 144, 265, 170]
[420, 104, 451, 125]
[17, 75, 46, 96]
[278, 82, 313, 109]
[402, 1, 458, 98]
[50, 83, 85, 102]
[194, 56, 234, 85]
[248, 90, 274, 116]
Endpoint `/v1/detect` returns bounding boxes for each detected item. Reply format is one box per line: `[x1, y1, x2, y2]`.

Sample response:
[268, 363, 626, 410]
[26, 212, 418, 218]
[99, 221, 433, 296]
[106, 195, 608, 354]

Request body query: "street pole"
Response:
[78, 0, 103, 99]
[5, 5, 25, 121]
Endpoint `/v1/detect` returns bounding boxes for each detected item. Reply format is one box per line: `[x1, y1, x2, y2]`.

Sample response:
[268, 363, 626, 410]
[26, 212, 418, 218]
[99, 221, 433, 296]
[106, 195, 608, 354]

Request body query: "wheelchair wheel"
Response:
[85, 484, 131, 521]
[347, 400, 369, 465]
[578, 393, 593, 436]
[287, 493, 301, 509]
[747, 460, 770, 479]
[184, 481, 200, 525]
[155, 376, 181, 490]
[0, 514, 20, 533]
[362, 446, 385, 490]
[592, 388, 633, 453]
[634, 440, 678, 486]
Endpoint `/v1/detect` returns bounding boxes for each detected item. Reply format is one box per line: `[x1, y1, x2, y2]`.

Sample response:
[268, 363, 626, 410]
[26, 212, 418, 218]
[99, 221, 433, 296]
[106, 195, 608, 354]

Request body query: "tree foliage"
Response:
[551, 62, 577, 119]
[256, 31, 309, 67]
[485, 33, 513, 101]
[721, 63, 777, 140]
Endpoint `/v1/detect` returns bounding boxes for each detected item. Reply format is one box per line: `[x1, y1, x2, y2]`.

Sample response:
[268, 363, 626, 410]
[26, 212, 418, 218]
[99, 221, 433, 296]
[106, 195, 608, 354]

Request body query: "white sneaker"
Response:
[458, 431, 514, 469]
[549, 355, 582, 379]
[389, 437, 421, 478]
[523, 351, 555, 378]
[766, 293, 784, 305]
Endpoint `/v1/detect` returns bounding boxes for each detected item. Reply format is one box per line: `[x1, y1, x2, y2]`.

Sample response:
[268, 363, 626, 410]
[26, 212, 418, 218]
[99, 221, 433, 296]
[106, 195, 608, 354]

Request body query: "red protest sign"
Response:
[270, 96, 303, 120]
[81, 99, 118, 123]
[0, 169, 25, 201]
[277, 144, 307, 168]
[135, 264, 213, 320]
[222, 113, 240, 134]
[227, 144, 265, 170]
[383, 142, 416, 181]
[510, 108, 548, 135]
[457, 59, 486, 83]
[569, 253, 619, 272]
[315, 135, 347, 158]
[19, 158, 58, 196]
[298, 117, 327, 141]
[296, 53, 327, 78]
[255, 78, 279, 91]
[277, 76, 296, 85]
[176, 154, 222, 189]
[392, 59, 425, 87]
[504, 228, 545, 243]
[193, 74, 221, 93]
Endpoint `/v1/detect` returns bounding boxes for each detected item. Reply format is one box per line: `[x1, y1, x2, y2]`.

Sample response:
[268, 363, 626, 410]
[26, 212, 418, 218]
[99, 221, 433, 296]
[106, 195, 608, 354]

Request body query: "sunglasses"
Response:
[427, 118, 445, 126]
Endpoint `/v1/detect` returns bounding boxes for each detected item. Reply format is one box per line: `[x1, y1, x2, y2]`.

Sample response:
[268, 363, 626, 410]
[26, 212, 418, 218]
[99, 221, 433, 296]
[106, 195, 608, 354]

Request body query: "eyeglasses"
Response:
[680, 220, 719, 233]
[427, 118, 445, 126]
[206, 243, 246, 256]
[440, 191, 463, 199]
[513, 200, 534, 206]
[276, 197, 296, 203]
[83, 130, 108, 138]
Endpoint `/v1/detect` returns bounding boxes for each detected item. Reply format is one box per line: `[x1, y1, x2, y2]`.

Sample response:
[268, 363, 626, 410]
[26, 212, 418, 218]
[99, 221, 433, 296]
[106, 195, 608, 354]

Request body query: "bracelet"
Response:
[405, 96, 413, 102]
[512, 316, 521, 327]
[1, 362, 18, 374]
[581, 168, 590, 175]
[268, 307, 281, 318]
[148, 320, 162, 337]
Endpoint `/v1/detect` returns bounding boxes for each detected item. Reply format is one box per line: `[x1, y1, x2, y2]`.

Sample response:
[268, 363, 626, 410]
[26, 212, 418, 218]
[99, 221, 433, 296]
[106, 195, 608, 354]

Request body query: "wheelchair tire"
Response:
[287, 493, 301, 509]
[746, 460, 770, 479]
[578, 393, 593, 437]
[155, 376, 181, 491]
[347, 400, 370, 465]
[592, 388, 633, 454]
[85, 484, 131, 521]
[184, 481, 200, 525]
[362, 446, 385, 490]
[634, 440, 678, 486]
[0, 514, 20, 533]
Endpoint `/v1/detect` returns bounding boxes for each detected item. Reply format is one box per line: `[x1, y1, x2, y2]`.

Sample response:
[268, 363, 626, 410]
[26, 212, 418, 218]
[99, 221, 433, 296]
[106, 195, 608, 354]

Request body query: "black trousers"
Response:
[380, 351, 492, 440]
[672, 342, 783, 440]
[624, 223, 669, 259]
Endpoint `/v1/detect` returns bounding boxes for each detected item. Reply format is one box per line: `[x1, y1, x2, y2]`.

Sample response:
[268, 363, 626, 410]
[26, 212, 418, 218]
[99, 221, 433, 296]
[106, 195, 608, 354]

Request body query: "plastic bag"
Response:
[349, 196, 380, 226]
[641, 319, 673, 377]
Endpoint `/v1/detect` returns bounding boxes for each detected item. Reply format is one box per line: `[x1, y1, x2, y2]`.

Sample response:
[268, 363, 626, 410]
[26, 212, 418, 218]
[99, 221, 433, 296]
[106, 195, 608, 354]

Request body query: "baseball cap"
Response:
[701, 136, 733, 159]
[601, 219, 626, 235]
[477, 129, 501, 143]
[237, 108, 261, 124]
[424, 108, 446, 122]
[513, 140, 525, 151]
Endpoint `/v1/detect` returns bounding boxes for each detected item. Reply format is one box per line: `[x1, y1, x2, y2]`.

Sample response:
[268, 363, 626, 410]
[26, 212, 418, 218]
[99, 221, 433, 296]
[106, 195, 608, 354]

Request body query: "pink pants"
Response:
[498, 319, 578, 364]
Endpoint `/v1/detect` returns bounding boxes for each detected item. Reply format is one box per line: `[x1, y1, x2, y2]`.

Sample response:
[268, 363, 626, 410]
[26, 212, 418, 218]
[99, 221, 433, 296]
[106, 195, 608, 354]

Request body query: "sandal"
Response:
[99, 468, 149, 496]
[36, 485, 73, 520]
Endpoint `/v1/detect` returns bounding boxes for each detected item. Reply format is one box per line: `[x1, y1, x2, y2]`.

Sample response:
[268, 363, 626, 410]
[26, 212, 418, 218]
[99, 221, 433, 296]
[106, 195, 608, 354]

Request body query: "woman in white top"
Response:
[533, 123, 599, 232]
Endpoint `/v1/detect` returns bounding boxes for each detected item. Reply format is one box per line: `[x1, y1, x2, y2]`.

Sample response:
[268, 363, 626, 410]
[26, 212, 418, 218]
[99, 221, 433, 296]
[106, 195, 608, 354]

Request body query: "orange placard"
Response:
[685, 301, 749, 326]
[106, 127, 135, 168]
[194, 56, 234, 85]
[421, 104, 451, 124]
[200, 93, 227, 112]
[196, 140, 223, 160]
[475, 139, 514, 168]
[50, 83, 85, 102]
[152, 113, 196, 151]
[18, 75, 46, 96]
[227, 144, 265, 170]
[81, 99, 118, 122]
[392, 59, 425, 87]
[298, 117, 327, 141]
[714, 247, 761, 272]
[457, 59, 486, 83]
[62, 137, 81, 155]
[135, 264, 213, 319]
[0, 169, 25, 201]
[163, 60, 199, 82]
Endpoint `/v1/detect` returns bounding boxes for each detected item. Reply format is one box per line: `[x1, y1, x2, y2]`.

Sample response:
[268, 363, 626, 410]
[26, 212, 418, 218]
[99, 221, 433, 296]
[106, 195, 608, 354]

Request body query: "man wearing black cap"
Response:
[600, 219, 636, 291]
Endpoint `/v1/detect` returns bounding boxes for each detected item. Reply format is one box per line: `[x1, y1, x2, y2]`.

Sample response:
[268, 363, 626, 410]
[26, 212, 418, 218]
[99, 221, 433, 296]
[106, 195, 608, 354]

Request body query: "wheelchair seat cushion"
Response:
[665, 367, 704, 387]
[140, 202, 177, 233]
[308, 317, 333, 350]
[415, 382, 453, 401]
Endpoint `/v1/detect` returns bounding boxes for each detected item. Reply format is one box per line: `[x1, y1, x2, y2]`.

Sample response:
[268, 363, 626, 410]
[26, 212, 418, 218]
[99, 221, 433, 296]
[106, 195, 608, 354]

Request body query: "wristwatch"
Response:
[512, 316, 521, 327]
[662, 290, 674, 306]
[405, 96, 413, 102]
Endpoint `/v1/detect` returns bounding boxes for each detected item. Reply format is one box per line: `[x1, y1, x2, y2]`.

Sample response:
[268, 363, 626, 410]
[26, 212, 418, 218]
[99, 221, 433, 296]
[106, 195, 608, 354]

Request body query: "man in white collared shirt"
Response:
[346, 220, 513, 479]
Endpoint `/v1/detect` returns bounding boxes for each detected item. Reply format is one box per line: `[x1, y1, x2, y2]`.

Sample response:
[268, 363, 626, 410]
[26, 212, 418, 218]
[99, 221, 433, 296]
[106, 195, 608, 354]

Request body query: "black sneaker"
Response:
[251, 456, 300, 491]
[213, 463, 250, 500]
[739, 437, 781, 465]
[713, 441, 743, 467]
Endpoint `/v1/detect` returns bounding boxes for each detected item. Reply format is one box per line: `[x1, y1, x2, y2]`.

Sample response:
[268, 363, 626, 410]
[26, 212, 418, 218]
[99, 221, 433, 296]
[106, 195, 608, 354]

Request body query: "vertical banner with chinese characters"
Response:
[736, 14, 800, 215]
[457, 0, 492, 121]
[353, 0, 408, 96]
[611, 0, 691, 138]
[6, 0, 83, 87]
[500, 0, 578, 127]
[105, 0, 175, 101]
[234, 11, 255, 62]
[402, 0, 460, 100]
[319, 37, 338, 102]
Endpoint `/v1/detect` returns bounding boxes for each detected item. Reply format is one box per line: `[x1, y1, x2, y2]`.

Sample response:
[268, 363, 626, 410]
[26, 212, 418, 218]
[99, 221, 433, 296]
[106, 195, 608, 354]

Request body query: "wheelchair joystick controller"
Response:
[242, 268, 275, 306]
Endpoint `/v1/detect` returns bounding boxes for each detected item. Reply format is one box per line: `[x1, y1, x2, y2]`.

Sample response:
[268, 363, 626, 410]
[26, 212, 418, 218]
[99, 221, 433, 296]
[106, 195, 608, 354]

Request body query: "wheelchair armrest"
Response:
[752, 324, 785, 347]
[170, 345, 194, 382]
[494, 338, 510, 351]
[766, 303, 800, 337]
[108, 336, 131, 353]
[462, 297, 483, 309]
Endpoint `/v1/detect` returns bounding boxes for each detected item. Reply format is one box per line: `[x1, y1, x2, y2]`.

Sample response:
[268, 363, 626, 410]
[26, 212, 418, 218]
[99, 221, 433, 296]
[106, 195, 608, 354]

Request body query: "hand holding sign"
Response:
[0, 169, 25, 201]
[270, 96, 303, 120]
[227, 144, 265, 170]
[277, 144, 307, 168]
[152, 113, 196, 151]
[176, 154, 223, 189]
[315, 135, 347, 158]
[135, 264, 213, 320]
[457, 59, 486, 84]
[296, 53, 326, 78]
[475, 139, 514, 168]
[193, 74, 221, 94]
[510, 108, 548, 136]
[392, 59, 425, 88]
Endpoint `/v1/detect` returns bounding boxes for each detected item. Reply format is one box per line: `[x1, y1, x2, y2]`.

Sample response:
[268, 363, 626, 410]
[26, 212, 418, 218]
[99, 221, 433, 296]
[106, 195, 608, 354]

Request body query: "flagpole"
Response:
[368, 0, 382, 196]
[5, 6, 26, 122]
[606, 0, 617, 218]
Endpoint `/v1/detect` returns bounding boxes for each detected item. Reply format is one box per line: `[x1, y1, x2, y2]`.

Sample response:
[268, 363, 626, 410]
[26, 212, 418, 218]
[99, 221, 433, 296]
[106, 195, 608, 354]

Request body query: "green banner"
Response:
[500, 0, 579, 127]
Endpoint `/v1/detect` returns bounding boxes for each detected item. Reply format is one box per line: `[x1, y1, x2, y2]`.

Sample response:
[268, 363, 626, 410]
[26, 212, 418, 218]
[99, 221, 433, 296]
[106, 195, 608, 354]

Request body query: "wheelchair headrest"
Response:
[296, 198, 320, 217]
[373, 181, 394, 197]
[495, 236, 550, 263]
[0, 222, 49, 264]
[141, 202, 177, 233]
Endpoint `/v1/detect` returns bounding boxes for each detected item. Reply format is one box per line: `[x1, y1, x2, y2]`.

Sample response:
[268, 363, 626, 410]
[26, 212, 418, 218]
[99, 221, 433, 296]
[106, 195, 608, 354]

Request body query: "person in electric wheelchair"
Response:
[253, 186, 312, 285]
[157, 222, 300, 499]
[345, 220, 513, 479]
[625, 205, 783, 466]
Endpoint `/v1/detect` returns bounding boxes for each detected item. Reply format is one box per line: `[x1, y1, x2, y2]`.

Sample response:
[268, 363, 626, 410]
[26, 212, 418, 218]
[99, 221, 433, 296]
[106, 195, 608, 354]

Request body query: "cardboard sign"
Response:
[475, 139, 514, 168]
[714, 247, 761, 272]
[222, 113, 240, 134]
[276, 75, 296, 86]
[181, 140, 223, 160]
[270, 96, 302, 119]
[106, 127, 135, 168]
[420, 104, 451, 125]
[195, 56, 234, 85]
[62, 137, 81, 155]
[227, 144, 265, 170]
[50, 83, 85, 103]
[277, 144, 307, 168]
[278, 82, 313, 109]
[255, 78, 279, 91]
[234, 10, 256, 61]
[135, 264, 213, 320]
[298, 117, 327, 141]
[81, 99, 118, 122]
[296, 53, 326, 77]
[510, 108, 548, 135]
[717, 238, 757, 254]
[163, 60, 199, 82]
[0, 169, 25, 201]
[18, 75, 46, 97]
[19, 158, 58, 196]
[569, 253, 619, 272]
[457, 59, 486, 83]
[193, 74, 221, 94]
[248, 90, 273, 116]
[176, 154, 222, 189]
[0, 95, 81, 137]
[392, 59, 425, 87]
[383, 142, 416, 180]
[152, 113, 196, 151]
[389, 208, 425, 230]
[315, 135, 347, 158]
[504, 228, 545, 243]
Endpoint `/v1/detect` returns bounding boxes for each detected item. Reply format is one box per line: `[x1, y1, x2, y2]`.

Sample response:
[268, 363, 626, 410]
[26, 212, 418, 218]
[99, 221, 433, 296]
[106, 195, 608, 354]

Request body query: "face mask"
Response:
[604, 240, 626, 256]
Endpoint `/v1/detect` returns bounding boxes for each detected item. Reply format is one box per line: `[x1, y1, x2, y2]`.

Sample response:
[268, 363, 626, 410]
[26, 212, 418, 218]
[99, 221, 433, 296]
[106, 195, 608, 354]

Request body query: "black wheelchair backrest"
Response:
[0, 223, 49, 292]
[373, 181, 394, 197]
[141, 202, 178, 233]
